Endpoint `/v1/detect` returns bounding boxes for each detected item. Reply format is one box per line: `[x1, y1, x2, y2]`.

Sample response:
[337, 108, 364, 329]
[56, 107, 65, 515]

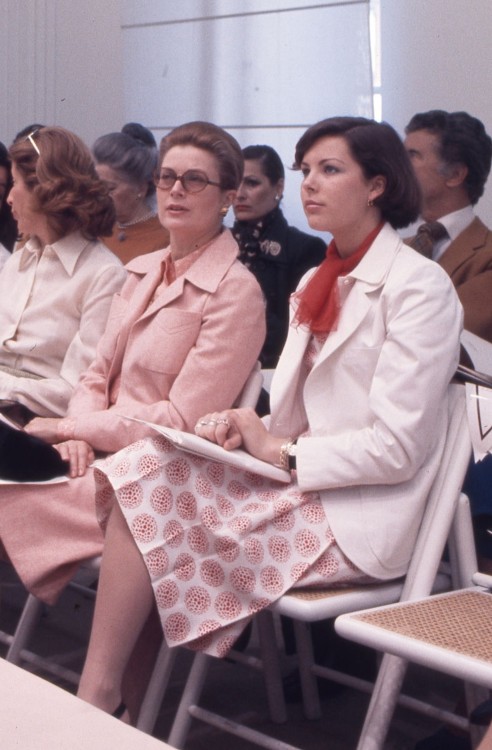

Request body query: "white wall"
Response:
[379, 0, 492, 226]
[0, 0, 124, 147]
[2, 0, 492, 229]
[120, 0, 373, 238]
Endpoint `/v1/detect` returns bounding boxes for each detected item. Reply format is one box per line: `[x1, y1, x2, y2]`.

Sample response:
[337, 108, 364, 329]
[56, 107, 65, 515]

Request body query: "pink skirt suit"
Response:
[0, 230, 265, 604]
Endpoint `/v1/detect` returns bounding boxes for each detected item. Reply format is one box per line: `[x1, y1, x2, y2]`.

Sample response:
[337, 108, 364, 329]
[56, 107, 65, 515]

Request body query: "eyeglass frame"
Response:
[154, 168, 222, 194]
[25, 130, 41, 156]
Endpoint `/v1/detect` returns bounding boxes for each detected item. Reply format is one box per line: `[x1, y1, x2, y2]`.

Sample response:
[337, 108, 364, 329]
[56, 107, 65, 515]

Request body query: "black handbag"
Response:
[0, 420, 69, 481]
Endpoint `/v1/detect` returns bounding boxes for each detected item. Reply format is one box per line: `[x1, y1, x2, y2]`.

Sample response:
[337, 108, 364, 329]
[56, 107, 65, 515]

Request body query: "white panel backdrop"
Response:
[0, 0, 124, 147]
[121, 0, 373, 237]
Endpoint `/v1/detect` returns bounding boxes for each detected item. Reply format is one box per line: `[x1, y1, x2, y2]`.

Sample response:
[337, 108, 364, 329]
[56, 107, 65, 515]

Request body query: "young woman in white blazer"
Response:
[76, 117, 463, 719]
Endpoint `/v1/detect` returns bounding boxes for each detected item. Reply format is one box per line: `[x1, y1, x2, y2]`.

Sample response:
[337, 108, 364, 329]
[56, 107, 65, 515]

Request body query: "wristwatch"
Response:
[278, 438, 298, 471]
[287, 440, 297, 471]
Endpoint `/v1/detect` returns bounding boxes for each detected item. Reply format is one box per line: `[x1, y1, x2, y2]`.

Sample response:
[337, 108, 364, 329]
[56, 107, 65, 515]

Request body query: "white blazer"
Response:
[268, 223, 463, 580]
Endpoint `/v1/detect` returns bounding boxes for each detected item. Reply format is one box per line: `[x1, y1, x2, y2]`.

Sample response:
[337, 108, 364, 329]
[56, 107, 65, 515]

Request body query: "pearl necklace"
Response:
[117, 210, 156, 241]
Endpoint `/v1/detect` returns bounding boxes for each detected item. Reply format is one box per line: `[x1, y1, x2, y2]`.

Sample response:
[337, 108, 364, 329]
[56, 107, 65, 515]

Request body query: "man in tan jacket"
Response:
[405, 109, 492, 342]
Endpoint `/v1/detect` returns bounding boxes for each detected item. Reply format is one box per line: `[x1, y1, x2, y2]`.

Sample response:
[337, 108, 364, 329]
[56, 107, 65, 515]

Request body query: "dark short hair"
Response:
[12, 124, 46, 144]
[93, 123, 158, 198]
[294, 116, 421, 229]
[121, 122, 157, 147]
[405, 110, 492, 205]
[242, 145, 285, 184]
[159, 121, 243, 191]
[0, 141, 17, 251]
[9, 126, 115, 241]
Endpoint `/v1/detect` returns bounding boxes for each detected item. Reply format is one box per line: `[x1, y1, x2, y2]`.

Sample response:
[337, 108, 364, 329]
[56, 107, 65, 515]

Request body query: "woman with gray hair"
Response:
[93, 123, 169, 263]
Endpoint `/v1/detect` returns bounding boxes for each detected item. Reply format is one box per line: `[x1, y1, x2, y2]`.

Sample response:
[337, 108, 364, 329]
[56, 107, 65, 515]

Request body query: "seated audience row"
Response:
[1, 111, 490, 747]
[60, 117, 460, 720]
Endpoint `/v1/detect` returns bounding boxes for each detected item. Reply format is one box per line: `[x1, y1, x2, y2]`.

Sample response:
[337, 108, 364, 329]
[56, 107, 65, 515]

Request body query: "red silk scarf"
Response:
[293, 222, 384, 334]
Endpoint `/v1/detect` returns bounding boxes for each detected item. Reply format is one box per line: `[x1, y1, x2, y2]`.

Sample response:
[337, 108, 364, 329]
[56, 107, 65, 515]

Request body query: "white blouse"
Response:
[0, 231, 127, 416]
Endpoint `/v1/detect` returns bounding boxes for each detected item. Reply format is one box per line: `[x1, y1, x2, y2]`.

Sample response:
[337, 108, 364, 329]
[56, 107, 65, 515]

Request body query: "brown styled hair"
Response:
[9, 126, 115, 241]
[159, 121, 243, 190]
[294, 116, 421, 229]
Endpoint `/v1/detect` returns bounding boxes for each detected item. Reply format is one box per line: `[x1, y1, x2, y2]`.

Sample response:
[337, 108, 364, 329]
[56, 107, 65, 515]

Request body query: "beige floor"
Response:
[0, 563, 466, 750]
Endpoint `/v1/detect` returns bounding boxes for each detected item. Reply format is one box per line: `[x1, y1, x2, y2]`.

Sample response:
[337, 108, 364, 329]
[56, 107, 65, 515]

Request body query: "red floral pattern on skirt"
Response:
[95, 435, 371, 657]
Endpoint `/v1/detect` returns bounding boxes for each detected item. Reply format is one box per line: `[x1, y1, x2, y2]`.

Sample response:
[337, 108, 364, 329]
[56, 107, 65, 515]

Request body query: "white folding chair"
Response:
[0, 362, 264, 686]
[139, 383, 472, 749]
[336, 571, 492, 749]
[0, 556, 101, 684]
[261, 368, 275, 395]
[461, 330, 492, 375]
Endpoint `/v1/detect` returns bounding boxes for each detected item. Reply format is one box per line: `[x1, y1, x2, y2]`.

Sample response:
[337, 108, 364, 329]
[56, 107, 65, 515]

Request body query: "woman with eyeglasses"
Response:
[0, 126, 126, 422]
[0, 121, 265, 716]
[75, 117, 462, 721]
[93, 123, 170, 264]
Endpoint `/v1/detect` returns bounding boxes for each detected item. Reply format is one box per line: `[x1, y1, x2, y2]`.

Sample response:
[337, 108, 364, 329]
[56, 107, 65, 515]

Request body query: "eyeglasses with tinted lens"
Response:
[154, 169, 221, 193]
[25, 130, 40, 156]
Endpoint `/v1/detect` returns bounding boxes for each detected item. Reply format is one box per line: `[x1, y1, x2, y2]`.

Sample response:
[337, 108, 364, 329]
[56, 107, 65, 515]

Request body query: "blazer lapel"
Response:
[312, 223, 400, 371]
[439, 217, 489, 278]
[269, 322, 311, 436]
[271, 224, 401, 434]
[136, 229, 240, 322]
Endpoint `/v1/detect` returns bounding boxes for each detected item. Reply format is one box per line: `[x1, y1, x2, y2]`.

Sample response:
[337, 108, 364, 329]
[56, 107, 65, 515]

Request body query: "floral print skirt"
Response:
[95, 435, 372, 657]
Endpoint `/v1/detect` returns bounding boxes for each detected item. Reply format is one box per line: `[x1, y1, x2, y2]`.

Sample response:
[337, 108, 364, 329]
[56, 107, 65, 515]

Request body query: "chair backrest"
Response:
[235, 361, 263, 409]
[461, 330, 492, 375]
[261, 368, 275, 395]
[400, 382, 472, 602]
[334, 391, 476, 750]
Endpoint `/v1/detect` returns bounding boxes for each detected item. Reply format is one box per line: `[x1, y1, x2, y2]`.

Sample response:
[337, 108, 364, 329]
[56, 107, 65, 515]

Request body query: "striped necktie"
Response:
[411, 221, 448, 259]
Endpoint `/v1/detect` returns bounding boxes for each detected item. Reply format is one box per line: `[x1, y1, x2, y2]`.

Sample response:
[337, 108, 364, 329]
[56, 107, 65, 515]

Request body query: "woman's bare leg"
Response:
[77, 502, 155, 714]
[479, 723, 492, 750]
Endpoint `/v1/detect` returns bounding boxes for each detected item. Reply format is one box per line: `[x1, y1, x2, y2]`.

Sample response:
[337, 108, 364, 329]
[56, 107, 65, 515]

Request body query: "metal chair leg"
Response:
[6, 594, 45, 664]
[167, 651, 212, 748]
[136, 641, 178, 732]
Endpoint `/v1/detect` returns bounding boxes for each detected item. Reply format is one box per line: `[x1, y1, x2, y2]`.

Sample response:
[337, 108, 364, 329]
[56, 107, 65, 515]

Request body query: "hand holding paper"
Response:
[194, 407, 284, 467]
[123, 417, 291, 483]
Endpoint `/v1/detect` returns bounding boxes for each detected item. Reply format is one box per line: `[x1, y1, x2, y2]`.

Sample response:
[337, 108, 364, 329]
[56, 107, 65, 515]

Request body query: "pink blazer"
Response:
[0, 230, 265, 605]
[66, 229, 266, 453]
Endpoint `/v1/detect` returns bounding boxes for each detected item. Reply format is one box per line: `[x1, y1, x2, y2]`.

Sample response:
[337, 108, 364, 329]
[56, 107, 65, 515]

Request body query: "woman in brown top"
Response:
[94, 123, 170, 264]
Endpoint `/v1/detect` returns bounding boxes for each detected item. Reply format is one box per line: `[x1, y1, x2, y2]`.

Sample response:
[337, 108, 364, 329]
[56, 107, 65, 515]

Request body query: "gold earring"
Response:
[367, 198, 374, 207]
[220, 206, 229, 216]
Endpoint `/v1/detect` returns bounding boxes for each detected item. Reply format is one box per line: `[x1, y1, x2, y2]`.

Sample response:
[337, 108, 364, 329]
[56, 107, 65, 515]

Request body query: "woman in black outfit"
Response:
[233, 144, 326, 370]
